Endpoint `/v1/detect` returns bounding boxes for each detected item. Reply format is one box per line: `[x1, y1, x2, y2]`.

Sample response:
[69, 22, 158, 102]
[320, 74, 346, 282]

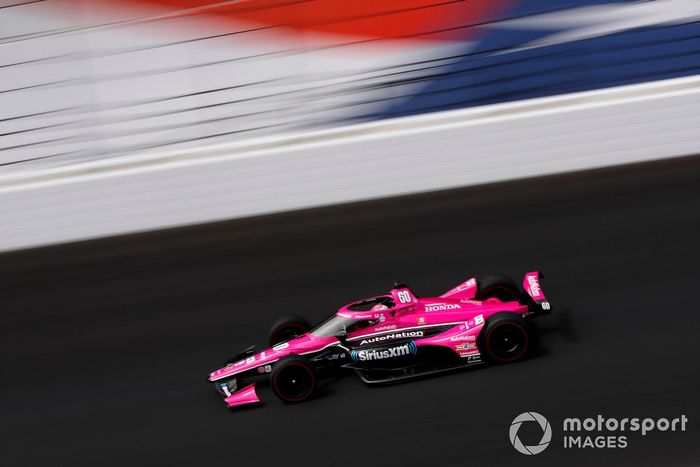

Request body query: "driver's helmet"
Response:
[371, 303, 388, 311]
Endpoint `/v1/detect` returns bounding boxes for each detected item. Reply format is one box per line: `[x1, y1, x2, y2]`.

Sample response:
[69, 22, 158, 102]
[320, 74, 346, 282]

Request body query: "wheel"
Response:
[480, 313, 531, 363]
[270, 355, 317, 403]
[268, 315, 311, 346]
[475, 275, 520, 302]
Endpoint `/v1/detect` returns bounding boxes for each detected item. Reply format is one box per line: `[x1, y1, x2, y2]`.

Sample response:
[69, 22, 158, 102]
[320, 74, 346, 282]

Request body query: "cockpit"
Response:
[309, 314, 374, 338]
[310, 296, 395, 338]
[346, 295, 396, 311]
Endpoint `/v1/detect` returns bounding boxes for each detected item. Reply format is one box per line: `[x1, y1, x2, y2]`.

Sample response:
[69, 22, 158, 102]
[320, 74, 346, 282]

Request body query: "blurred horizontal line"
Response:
[0, 0, 44, 9]
[1, 74, 697, 187]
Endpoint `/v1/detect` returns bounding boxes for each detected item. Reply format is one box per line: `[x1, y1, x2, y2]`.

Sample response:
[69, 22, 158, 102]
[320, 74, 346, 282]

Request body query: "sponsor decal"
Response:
[450, 334, 476, 342]
[459, 351, 480, 358]
[359, 331, 424, 345]
[417, 316, 426, 325]
[374, 324, 397, 332]
[272, 342, 289, 351]
[445, 279, 473, 295]
[425, 303, 461, 312]
[340, 311, 379, 320]
[456, 342, 477, 351]
[527, 275, 542, 297]
[460, 299, 482, 305]
[351, 341, 418, 361]
[449, 278, 477, 294]
[474, 314, 484, 325]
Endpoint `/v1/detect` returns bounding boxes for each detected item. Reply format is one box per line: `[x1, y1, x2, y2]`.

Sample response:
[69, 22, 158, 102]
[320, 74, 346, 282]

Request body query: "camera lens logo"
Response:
[509, 412, 552, 455]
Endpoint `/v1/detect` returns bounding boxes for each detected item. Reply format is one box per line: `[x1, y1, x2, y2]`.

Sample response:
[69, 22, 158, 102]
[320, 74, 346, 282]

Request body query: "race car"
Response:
[207, 272, 550, 408]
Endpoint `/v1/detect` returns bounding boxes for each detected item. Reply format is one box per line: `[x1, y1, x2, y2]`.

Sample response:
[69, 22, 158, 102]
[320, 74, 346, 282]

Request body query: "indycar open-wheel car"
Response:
[207, 272, 551, 408]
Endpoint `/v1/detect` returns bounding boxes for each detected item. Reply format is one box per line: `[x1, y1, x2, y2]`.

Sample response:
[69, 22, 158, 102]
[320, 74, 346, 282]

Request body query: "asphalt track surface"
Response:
[2, 156, 700, 467]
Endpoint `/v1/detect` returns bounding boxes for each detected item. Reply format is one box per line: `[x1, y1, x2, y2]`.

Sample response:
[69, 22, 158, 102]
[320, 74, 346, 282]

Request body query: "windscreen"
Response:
[310, 315, 378, 337]
[310, 315, 356, 337]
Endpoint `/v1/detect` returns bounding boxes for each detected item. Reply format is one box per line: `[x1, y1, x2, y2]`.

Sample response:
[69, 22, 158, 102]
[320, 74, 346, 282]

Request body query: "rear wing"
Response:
[522, 271, 551, 313]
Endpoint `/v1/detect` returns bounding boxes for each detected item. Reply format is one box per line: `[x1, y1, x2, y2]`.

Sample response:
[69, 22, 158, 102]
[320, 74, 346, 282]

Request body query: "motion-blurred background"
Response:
[1, 0, 699, 252]
[3, 0, 700, 168]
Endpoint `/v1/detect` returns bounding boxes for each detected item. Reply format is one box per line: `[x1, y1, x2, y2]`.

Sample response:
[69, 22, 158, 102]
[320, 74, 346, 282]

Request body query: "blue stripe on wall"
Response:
[373, 2, 700, 120]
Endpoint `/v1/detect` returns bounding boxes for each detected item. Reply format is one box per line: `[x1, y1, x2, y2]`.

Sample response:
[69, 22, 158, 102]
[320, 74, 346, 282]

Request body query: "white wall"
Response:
[0, 76, 698, 252]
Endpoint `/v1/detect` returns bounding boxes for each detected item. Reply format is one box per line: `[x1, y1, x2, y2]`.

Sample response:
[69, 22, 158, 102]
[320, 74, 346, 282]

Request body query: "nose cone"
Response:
[209, 364, 236, 381]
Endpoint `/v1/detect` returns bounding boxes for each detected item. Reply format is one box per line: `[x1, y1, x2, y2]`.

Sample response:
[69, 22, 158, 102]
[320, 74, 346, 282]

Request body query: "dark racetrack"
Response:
[1, 156, 699, 467]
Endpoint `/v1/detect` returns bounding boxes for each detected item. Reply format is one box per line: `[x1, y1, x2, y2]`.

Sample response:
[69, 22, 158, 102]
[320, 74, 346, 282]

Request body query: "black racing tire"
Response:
[270, 355, 317, 403]
[475, 275, 520, 302]
[268, 315, 311, 346]
[479, 313, 531, 364]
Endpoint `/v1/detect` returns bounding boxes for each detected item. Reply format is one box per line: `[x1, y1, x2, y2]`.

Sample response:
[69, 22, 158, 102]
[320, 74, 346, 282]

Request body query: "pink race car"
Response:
[208, 272, 551, 408]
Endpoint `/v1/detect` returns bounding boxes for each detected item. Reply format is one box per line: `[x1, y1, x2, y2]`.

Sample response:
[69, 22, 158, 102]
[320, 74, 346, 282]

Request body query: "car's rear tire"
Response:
[268, 315, 311, 346]
[476, 275, 520, 302]
[270, 355, 317, 403]
[480, 313, 530, 364]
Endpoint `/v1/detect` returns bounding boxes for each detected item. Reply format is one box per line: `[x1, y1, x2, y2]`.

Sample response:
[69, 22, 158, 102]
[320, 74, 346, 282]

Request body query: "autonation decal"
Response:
[510, 412, 689, 454]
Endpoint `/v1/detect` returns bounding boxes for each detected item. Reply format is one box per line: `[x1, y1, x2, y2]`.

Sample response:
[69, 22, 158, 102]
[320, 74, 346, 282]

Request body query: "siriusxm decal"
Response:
[351, 341, 418, 361]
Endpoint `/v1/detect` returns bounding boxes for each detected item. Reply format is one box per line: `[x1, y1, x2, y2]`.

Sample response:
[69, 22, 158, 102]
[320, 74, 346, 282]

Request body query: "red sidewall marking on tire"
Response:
[272, 362, 316, 402]
[484, 322, 528, 363]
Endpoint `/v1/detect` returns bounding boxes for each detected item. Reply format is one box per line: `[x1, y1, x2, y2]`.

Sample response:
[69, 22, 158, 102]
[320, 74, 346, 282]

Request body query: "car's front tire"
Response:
[270, 355, 317, 403]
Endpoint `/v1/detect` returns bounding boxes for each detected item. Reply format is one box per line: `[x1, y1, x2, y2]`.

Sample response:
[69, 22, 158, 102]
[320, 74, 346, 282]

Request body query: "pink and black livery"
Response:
[207, 272, 551, 409]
